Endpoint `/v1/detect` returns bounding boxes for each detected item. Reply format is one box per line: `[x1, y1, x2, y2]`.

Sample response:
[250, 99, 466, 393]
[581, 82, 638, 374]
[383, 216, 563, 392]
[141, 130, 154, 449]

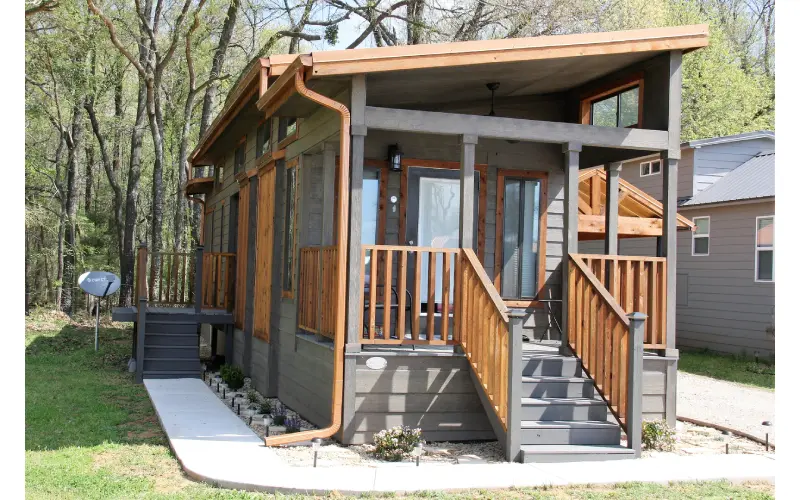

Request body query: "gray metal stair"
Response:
[515, 352, 633, 462]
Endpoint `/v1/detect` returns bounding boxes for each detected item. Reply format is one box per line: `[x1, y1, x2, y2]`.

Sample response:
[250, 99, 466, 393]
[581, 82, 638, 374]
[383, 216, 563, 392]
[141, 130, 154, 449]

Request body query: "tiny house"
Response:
[115, 25, 709, 462]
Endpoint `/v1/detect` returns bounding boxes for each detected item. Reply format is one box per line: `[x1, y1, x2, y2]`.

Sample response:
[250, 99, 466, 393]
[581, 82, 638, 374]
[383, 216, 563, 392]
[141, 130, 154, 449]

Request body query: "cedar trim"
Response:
[579, 72, 644, 128]
[281, 156, 300, 299]
[493, 168, 549, 309]
[396, 158, 488, 262]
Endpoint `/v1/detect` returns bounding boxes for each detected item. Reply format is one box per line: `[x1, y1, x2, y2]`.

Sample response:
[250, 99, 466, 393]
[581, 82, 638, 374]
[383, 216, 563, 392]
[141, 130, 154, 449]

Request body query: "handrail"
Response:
[462, 248, 509, 322]
[570, 255, 630, 326]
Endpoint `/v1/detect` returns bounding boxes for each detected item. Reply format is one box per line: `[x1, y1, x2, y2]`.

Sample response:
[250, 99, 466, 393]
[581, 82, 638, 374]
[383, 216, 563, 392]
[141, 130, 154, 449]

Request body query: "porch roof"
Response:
[578, 168, 694, 240]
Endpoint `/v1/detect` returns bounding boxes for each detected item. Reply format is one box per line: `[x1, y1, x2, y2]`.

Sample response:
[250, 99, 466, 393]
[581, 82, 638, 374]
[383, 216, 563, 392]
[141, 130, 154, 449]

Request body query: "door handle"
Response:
[407, 240, 414, 245]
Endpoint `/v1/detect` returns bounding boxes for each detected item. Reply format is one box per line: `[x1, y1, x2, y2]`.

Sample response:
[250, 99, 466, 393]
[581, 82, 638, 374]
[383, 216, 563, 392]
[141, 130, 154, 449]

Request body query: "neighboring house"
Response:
[580, 131, 775, 358]
[114, 25, 709, 462]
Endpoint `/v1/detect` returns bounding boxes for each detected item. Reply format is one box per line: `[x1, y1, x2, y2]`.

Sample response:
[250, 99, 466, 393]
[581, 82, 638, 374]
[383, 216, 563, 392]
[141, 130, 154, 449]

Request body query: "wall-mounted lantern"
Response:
[388, 144, 403, 171]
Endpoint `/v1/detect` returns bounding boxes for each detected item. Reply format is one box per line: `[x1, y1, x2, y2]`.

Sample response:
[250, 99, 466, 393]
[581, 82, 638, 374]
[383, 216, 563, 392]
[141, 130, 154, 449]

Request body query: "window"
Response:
[640, 159, 661, 177]
[215, 165, 225, 188]
[282, 160, 299, 296]
[286, 117, 297, 137]
[278, 117, 298, 147]
[362, 169, 380, 246]
[499, 176, 544, 299]
[234, 140, 245, 174]
[692, 216, 710, 256]
[591, 85, 639, 128]
[256, 120, 271, 158]
[755, 216, 774, 282]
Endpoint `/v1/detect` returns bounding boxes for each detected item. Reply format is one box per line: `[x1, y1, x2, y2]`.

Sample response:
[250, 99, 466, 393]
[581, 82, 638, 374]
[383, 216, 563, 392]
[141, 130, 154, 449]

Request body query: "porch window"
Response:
[500, 176, 544, 299]
[282, 160, 299, 297]
[234, 140, 245, 174]
[692, 216, 710, 256]
[755, 216, 774, 282]
[640, 159, 661, 177]
[579, 74, 643, 128]
[256, 120, 271, 158]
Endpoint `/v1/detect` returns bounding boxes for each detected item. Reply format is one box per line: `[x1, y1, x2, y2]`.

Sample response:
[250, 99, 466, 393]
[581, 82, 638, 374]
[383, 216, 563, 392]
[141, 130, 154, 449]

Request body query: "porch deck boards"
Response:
[111, 306, 234, 324]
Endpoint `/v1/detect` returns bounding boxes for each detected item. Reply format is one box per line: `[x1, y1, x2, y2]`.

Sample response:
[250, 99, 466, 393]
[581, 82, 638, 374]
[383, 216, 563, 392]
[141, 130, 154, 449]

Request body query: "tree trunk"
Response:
[25, 230, 31, 316]
[198, 0, 239, 138]
[84, 141, 94, 216]
[61, 101, 85, 315]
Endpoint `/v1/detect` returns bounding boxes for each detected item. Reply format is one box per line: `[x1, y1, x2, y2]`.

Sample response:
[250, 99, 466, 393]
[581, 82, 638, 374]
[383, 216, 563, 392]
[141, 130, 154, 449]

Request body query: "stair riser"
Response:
[143, 372, 202, 380]
[521, 427, 621, 446]
[145, 334, 198, 347]
[523, 381, 595, 398]
[145, 313, 199, 323]
[143, 359, 201, 372]
[521, 404, 608, 421]
[146, 322, 198, 334]
[522, 358, 582, 377]
[144, 346, 199, 359]
[521, 451, 633, 463]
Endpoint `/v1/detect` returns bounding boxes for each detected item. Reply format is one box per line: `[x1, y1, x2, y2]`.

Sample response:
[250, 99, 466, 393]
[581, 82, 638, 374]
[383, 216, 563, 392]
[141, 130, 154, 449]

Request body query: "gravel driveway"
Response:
[677, 371, 775, 443]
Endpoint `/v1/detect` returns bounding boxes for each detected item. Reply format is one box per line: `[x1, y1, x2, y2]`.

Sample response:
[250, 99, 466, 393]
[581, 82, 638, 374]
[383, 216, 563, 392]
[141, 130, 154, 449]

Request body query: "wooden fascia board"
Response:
[308, 25, 708, 77]
[365, 106, 668, 150]
[580, 214, 663, 236]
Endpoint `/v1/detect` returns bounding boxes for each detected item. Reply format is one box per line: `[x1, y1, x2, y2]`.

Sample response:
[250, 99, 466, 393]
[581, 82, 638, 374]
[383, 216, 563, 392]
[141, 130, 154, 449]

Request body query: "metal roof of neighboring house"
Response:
[682, 130, 774, 149]
[681, 151, 775, 207]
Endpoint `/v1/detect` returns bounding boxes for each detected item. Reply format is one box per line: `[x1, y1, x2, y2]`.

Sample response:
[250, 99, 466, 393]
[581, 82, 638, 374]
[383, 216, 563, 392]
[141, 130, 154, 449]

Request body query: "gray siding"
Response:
[642, 355, 675, 424]
[348, 352, 494, 444]
[615, 148, 694, 201]
[676, 201, 775, 357]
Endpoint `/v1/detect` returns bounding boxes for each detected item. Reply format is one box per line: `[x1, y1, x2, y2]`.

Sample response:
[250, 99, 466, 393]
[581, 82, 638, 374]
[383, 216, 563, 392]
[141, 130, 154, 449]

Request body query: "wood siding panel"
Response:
[253, 166, 276, 341]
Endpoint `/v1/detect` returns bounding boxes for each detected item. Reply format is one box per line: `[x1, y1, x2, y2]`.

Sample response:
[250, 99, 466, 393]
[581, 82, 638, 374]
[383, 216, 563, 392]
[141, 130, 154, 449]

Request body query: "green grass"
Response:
[678, 349, 775, 389]
[25, 310, 773, 499]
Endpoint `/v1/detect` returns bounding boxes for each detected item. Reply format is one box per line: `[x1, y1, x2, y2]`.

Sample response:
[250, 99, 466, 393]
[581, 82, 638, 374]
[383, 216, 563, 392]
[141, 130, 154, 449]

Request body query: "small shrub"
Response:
[272, 405, 286, 426]
[745, 362, 774, 375]
[220, 364, 244, 390]
[284, 417, 302, 433]
[258, 400, 273, 415]
[247, 389, 261, 403]
[373, 426, 423, 461]
[642, 419, 676, 451]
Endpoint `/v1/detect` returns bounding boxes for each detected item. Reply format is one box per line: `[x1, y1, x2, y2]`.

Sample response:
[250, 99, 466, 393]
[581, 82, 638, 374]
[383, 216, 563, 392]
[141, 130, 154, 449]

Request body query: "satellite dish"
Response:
[78, 271, 121, 297]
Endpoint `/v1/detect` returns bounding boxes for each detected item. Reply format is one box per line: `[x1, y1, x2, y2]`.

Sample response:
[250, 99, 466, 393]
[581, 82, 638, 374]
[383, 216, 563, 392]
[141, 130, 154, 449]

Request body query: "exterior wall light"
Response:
[388, 144, 403, 171]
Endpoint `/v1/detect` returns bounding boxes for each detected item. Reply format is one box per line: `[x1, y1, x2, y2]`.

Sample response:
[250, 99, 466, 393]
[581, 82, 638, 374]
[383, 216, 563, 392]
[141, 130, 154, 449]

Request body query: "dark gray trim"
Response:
[627, 312, 646, 457]
[136, 297, 147, 383]
[667, 50, 683, 158]
[193, 245, 204, 314]
[267, 159, 286, 396]
[243, 178, 259, 375]
[561, 142, 581, 354]
[459, 134, 477, 249]
[346, 74, 366, 347]
[364, 106, 668, 151]
[506, 312, 524, 462]
[604, 162, 622, 256]
[661, 153, 677, 350]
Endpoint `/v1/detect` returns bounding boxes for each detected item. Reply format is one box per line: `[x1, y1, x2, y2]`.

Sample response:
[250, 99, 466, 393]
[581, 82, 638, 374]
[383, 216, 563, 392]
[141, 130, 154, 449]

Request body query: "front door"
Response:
[405, 166, 479, 305]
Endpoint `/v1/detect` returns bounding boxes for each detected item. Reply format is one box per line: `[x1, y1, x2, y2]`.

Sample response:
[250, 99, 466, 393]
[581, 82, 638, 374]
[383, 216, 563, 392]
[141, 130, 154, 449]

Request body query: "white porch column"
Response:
[561, 141, 581, 353]
[459, 134, 478, 249]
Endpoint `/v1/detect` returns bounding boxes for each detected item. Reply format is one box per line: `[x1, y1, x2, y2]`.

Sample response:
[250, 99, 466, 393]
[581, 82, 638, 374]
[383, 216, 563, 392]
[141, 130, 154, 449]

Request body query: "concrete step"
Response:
[521, 355, 582, 377]
[520, 397, 608, 421]
[143, 370, 202, 379]
[142, 358, 201, 372]
[144, 345, 199, 359]
[520, 444, 634, 463]
[144, 332, 198, 347]
[146, 321, 198, 335]
[520, 420, 621, 446]
[521, 376, 595, 398]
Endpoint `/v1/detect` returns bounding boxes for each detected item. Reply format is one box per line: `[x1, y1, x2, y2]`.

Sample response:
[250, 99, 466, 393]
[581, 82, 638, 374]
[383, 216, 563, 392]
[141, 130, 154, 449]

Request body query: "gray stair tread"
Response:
[146, 321, 197, 325]
[521, 397, 606, 406]
[144, 357, 200, 361]
[520, 444, 633, 455]
[144, 345, 198, 349]
[521, 420, 619, 429]
[143, 370, 201, 375]
[522, 376, 589, 382]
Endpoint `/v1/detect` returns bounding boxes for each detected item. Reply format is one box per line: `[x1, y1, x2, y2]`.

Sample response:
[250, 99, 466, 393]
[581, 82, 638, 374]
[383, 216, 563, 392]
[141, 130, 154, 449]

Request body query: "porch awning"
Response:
[578, 168, 694, 240]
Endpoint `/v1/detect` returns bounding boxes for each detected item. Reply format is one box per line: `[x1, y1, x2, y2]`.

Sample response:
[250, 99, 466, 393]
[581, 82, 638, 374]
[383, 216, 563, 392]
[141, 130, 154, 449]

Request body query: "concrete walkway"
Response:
[145, 378, 775, 495]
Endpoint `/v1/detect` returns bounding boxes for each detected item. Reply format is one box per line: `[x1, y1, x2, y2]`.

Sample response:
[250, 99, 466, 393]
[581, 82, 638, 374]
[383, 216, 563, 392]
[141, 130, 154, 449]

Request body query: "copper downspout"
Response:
[263, 67, 350, 446]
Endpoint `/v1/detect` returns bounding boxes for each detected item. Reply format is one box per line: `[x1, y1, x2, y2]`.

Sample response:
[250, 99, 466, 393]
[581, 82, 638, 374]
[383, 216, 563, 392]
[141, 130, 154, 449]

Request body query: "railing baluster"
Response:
[383, 250, 393, 340]
[397, 250, 407, 341]
[369, 248, 378, 340]
[413, 250, 421, 341]
[427, 252, 436, 341]
[442, 252, 451, 341]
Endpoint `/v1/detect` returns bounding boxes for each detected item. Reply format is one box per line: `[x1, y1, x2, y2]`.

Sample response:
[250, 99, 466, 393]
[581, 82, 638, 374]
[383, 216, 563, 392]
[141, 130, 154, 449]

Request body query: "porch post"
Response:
[459, 134, 478, 249]
[561, 142, 581, 355]
[626, 311, 646, 458]
[661, 49, 682, 353]
[604, 162, 622, 255]
[341, 74, 367, 445]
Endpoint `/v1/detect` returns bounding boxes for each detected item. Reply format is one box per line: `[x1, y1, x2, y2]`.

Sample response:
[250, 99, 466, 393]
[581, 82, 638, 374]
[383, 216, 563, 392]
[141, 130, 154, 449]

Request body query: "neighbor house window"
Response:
[256, 120, 271, 158]
[692, 216, 710, 256]
[282, 160, 299, 297]
[499, 175, 545, 299]
[234, 140, 245, 174]
[755, 216, 774, 282]
[640, 159, 661, 177]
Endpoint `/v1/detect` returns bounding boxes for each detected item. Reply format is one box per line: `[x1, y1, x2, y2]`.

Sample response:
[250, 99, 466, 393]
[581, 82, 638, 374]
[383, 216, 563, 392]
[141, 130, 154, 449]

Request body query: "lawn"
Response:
[25, 310, 774, 499]
[678, 350, 774, 389]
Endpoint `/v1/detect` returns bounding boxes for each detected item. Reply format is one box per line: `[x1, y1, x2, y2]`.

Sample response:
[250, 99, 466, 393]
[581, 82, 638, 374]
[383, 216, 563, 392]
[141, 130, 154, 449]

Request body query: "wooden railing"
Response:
[568, 254, 632, 430]
[459, 248, 511, 430]
[575, 254, 667, 349]
[144, 250, 196, 306]
[297, 246, 338, 339]
[201, 252, 236, 310]
[359, 245, 462, 345]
